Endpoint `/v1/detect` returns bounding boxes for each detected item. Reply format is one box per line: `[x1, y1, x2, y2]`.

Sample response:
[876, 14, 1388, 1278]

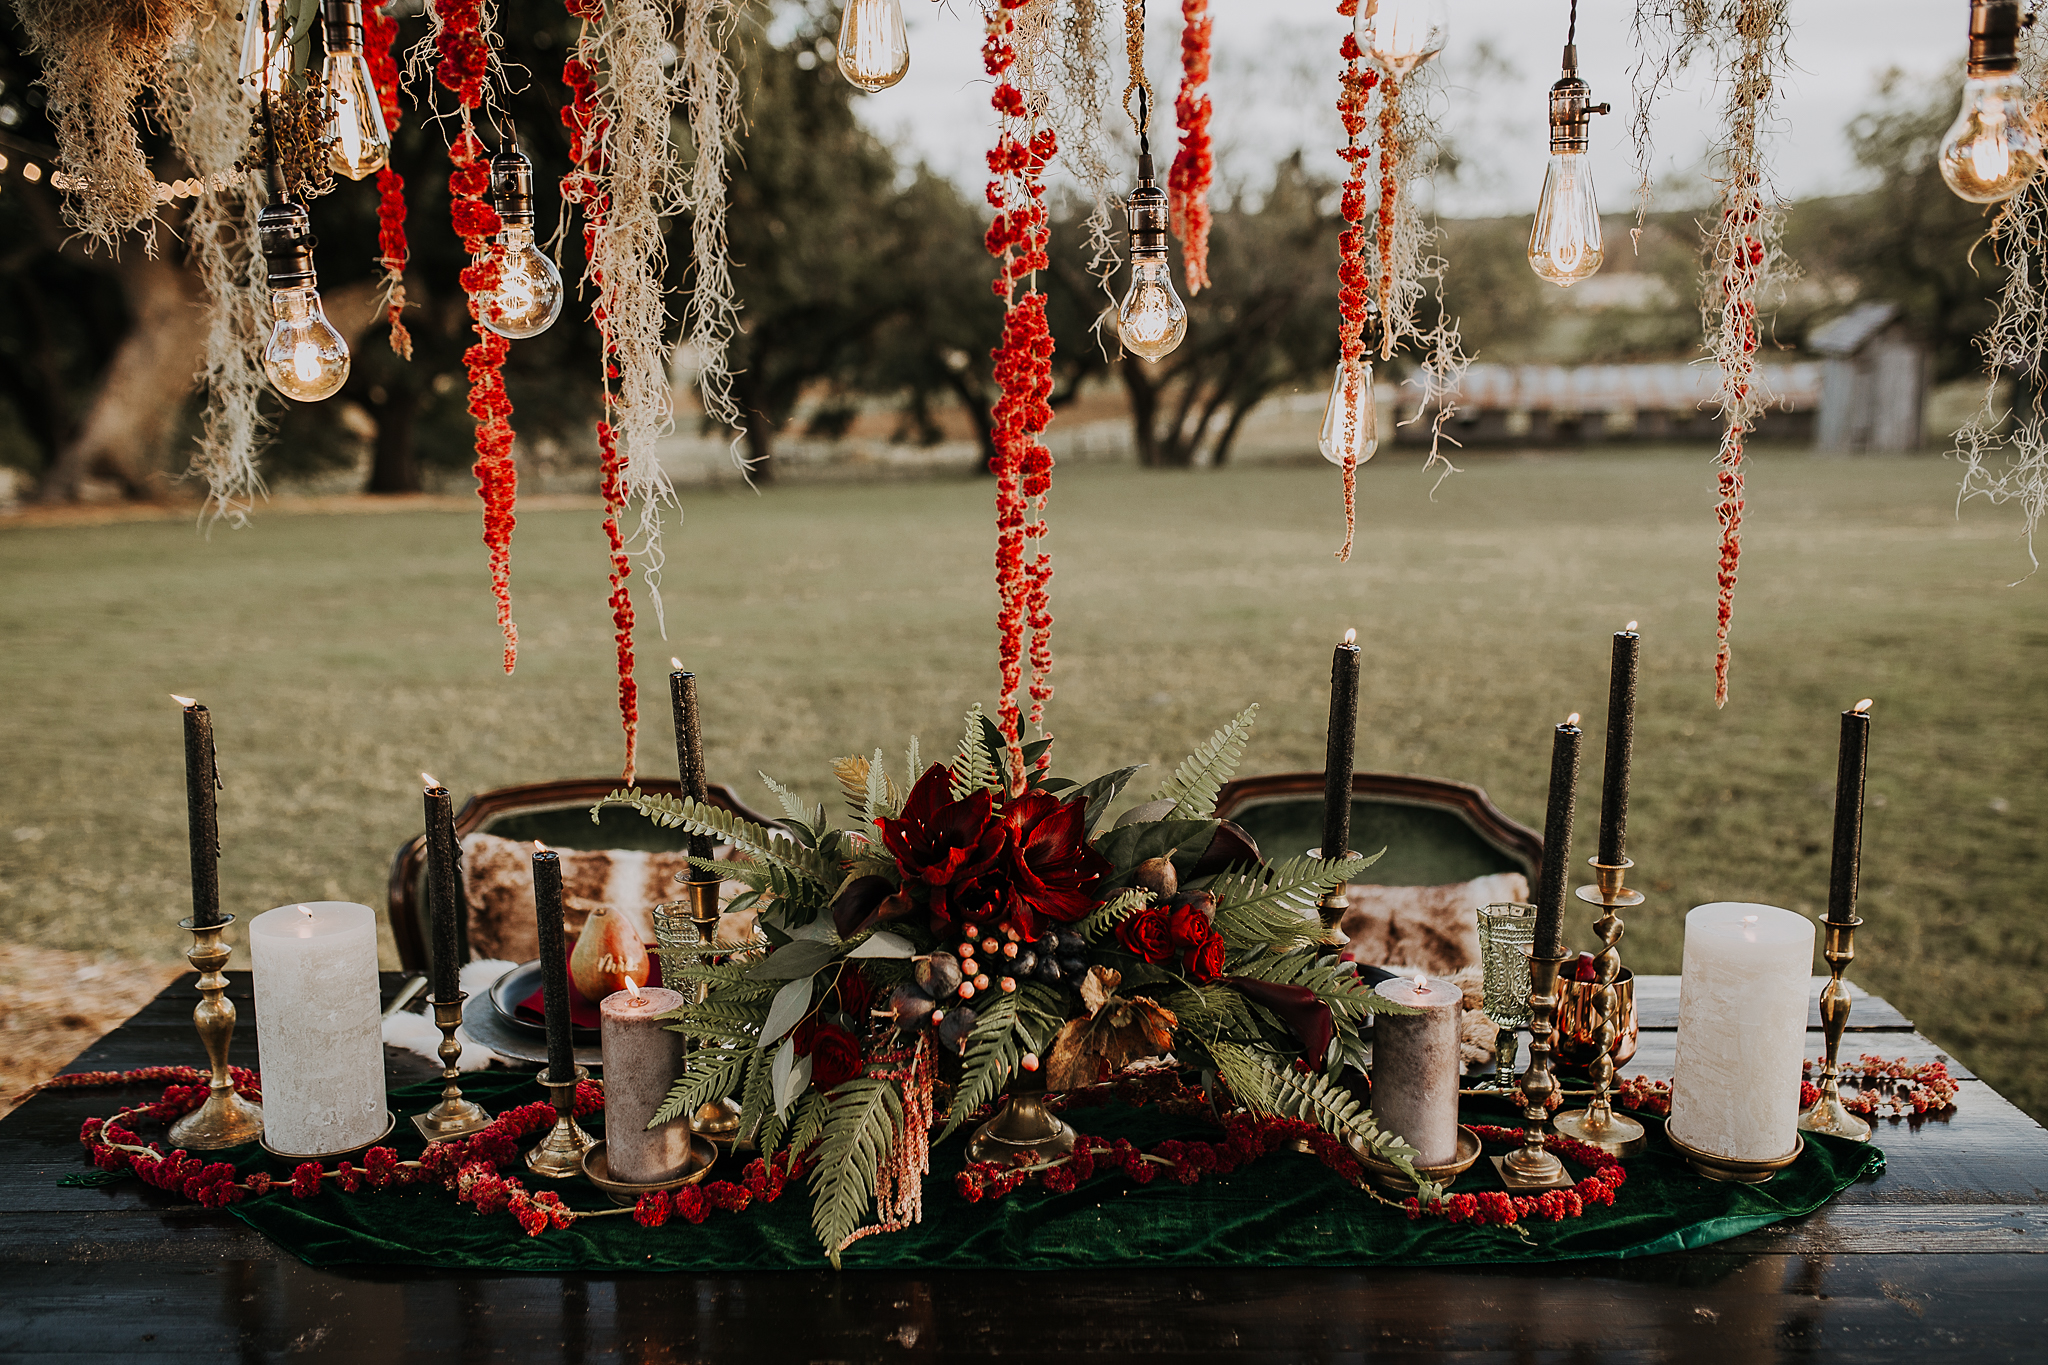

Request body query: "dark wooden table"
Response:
[2, 972, 2042, 1362]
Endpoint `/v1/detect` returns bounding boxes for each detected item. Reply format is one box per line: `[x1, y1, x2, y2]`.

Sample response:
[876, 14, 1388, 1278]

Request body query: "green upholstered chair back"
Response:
[1213, 772, 1542, 888]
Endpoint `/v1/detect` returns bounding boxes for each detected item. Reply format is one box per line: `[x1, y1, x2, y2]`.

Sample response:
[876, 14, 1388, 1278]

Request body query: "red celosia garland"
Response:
[1617, 1056, 1960, 1121]
[1332, 1, 1379, 564]
[563, 0, 639, 783]
[1710, 199, 1761, 710]
[437, 1, 519, 675]
[1167, 0, 1213, 295]
[1375, 83, 1400, 363]
[983, 1, 1059, 781]
[363, 6, 410, 359]
[1414, 1126, 1625, 1228]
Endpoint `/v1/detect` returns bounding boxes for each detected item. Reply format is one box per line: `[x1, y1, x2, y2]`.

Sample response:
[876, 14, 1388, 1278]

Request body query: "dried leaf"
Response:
[1078, 965, 1121, 1015]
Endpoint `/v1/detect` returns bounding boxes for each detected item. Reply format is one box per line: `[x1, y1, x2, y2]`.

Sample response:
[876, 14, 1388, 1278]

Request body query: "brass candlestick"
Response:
[1552, 858, 1647, 1158]
[1499, 949, 1575, 1191]
[1799, 915, 1872, 1141]
[411, 993, 494, 1142]
[683, 877, 742, 1142]
[1307, 847, 1357, 934]
[525, 1065, 595, 1179]
[167, 915, 265, 1151]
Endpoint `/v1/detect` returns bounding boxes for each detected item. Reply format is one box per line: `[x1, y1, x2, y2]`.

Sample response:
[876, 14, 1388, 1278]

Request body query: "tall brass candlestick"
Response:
[1499, 949, 1575, 1191]
[1801, 699, 1875, 1141]
[167, 914, 266, 1150]
[1554, 859, 1648, 1157]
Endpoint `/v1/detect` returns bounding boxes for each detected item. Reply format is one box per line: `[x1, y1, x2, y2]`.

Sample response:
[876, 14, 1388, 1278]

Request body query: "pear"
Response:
[570, 904, 650, 1000]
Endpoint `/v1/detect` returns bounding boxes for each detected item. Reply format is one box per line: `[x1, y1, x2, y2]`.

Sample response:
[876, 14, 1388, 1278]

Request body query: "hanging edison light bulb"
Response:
[477, 133, 564, 340]
[1319, 360, 1378, 467]
[238, 0, 294, 101]
[838, 0, 911, 93]
[1940, 0, 2043, 203]
[1528, 34, 1610, 287]
[1117, 152, 1188, 361]
[319, 0, 392, 179]
[259, 195, 350, 402]
[1354, 0, 1447, 79]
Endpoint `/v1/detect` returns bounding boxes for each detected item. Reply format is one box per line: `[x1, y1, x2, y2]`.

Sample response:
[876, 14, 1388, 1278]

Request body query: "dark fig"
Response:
[1059, 956, 1087, 977]
[1033, 957, 1063, 983]
[916, 952, 964, 997]
[1013, 950, 1037, 975]
[937, 1005, 978, 1053]
[886, 984, 936, 1030]
[1132, 855, 1178, 897]
[1054, 928, 1085, 954]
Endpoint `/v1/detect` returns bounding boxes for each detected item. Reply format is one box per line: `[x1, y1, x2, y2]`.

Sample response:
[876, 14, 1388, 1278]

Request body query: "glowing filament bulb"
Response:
[1529, 151, 1604, 286]
[1319, 360, 1378, 466]
[837, 0, 910, 93]
[1355, 0, 1447, 79]
[1117, 258, 1187, 361]
[263, 285, 350, 402]
[478, 224, 564, 339]
[322, 45, 392, 180]
[1940, 73, 2043, 202]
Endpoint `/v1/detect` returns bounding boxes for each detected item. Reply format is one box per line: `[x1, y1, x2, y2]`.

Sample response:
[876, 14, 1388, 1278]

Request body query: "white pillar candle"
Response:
[1669, 902, 1815, 1163]
[250, 901, 387, 1157]
[1370, 973, 1464, 1166]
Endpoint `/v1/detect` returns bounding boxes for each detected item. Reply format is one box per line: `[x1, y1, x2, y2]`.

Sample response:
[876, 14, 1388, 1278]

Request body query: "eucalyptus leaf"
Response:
[784, 917, 839, 945]
[1092, 818, 1219, 877]
[747, 939, 840, 980]
[759, 976, 814, 1048]
[847, 930, 914, 959]
[771, 1038, 814, 1119]
[1072, 764, 1145, 835]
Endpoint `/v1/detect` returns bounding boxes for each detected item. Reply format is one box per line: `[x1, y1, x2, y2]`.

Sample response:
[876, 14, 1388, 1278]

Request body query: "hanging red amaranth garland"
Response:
[1375, 77, 1401, 362]
[561, 0, 639, 783]
[983, 0, 1058, 783]
[1168, 0, 1213, 294]
[437, 1, 519, 675]
[364, 5, 410, 359]
[1332, 1, 1378, 563]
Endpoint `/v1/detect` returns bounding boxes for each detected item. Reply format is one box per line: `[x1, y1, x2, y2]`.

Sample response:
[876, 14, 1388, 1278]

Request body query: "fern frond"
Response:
[1078, 887, 1150, 942]
[904, 735, 921, 795]
[949, 704, 997, 799]
[1223, 948, 1400, 1022]
[1165, 984, 1265, 1041]
[787, 1088, 828, 1157]
[651, 1046, 750, 1128]
[672, 999, 774, 1035]
[1206, 1040, 1280, 1113]
[809, 1077, 905, 1266]
[736, 1032, 774, 1141]
[591, 790, 837, 889]
[831, 755, 871, 823]
[661, 960, 774, 999]
[941, 990, 1022, 1136]
[1209, 852, 1376, 950]
[759, 772, 816, 827]
[1151, 703, 1259, 818]
[1265, 1060, 1438, 1202]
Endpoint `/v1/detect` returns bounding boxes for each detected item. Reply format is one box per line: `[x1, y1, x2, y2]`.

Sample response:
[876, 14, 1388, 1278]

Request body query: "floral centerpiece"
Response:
[595, 704, 1429, 1263]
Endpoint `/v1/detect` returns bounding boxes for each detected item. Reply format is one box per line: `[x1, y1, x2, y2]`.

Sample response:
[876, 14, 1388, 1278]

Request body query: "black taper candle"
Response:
[1597, 625, 1640, 866]
[1827, 700, 1874, 924]
[1322, 631, 1361, 860]
[178, 698, 222, 928]
[532, 847, 575, 1085]
[1533, 715, 1583, 959]
[670, 662, 715, 868]
[424, 780, 464, 1002]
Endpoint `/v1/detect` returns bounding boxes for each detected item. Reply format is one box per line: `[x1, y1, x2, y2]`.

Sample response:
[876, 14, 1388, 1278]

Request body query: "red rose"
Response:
[875, 764, 1008, 931]
[1116, 906, 1174, 962]
[802, 1022, 863, 1094]
[832, 966, 875, 1022]
[1166, 901, 1213, 948]
[1182, 932, 1226, 983]
[998, 790, 1114, 939]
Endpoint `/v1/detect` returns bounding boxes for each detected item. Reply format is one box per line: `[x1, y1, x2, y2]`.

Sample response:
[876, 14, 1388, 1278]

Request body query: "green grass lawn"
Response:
[2, 449, 2042, 1121]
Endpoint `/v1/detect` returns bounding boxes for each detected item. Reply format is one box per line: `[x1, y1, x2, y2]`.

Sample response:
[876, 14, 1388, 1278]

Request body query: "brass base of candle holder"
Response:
[411, 993, 494, 1143]
[581, 1136, 718, 1206]
[1492, 1152, 1580, 1192]
[1666, 1129, 1804, 1184]
[1504, 948, 1573, 1190]
[1352, 1126, 1481, 1196]
[1551, 1105, 1648, 1159]
[261, 1111, 397, 1163]
[966, 1090, 1077, 1165]
[1306, 848, 1358, 931]
[691, 1097, 744, 1144]
[167, 914, 265, 1151]
[525, 1067, 595, 1180]
[1799, 914, 1873, 1142]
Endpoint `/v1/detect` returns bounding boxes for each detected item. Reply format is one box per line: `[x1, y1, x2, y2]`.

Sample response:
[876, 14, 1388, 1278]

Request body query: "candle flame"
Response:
[421, 772, 439, 788]
[626, 976, 644, 1004]
[670, 657, 684, 671]
[533, 840, 548, 855]
[1342, 628, 1356, 646]
[1625, 620, 1638, 632]
[170, 694, 197, 707]
[1413, 970, 1428, 991]
[296, 903, 315, 938]
[1566, 712, 1581, 726]
[1854, 698, 1873, 714]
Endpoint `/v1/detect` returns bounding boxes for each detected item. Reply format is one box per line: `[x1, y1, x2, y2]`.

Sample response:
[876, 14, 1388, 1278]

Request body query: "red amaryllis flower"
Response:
[875, 764, 1007, 930]
[998, 790, 1113, 939]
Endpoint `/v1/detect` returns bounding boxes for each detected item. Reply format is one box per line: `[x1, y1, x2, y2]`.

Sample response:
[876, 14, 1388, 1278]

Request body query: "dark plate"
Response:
[463, 986, 605, 1071]
[487, 959, 604, 1043]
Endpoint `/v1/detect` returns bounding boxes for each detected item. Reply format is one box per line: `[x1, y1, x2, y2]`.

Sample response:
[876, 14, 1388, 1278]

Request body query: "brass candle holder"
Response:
[411, 993, 494, 1142]
[167, 915, 265, 1151]
[1799, 915, 1872, 1141]
[1552, 858, 1647, 1158]
[1307, 846, 1357, 934]
[683, 876, 742, 1142]
[525, 1065, 595, 1179]
[1499, 949, 1576, 1190]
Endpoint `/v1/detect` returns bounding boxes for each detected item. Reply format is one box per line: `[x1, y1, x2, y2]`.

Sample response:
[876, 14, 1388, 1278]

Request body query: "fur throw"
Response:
[1336, 872, 1530, 979]
[459, 832, 756, 962]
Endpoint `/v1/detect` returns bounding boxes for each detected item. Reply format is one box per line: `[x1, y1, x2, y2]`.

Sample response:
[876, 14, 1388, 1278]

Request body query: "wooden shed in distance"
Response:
[1809, 302, 1928, 453]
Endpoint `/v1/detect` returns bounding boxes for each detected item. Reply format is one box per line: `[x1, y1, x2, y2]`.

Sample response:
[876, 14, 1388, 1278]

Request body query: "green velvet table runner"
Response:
[226, 1073, 1881, 1272]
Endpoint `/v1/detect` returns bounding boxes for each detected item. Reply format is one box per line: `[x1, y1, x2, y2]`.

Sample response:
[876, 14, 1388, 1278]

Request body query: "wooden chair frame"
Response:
[1213, 770, 1544, 885]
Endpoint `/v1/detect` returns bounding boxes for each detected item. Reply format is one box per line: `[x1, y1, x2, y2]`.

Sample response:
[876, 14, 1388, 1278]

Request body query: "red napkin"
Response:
[515, 938, 663, 1030]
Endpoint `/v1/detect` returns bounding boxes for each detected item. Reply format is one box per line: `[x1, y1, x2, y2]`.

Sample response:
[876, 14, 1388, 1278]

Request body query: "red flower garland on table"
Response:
[1168, 0, 1213, 294]
[364, 6, 410, 359]
[1414, 1126, 1624, 1228]
[983, 1, 1058, 779]
[436, 1, 520, 675]
[1616, 1056, 1960, 1121]
[1332, 1, 1379, 563]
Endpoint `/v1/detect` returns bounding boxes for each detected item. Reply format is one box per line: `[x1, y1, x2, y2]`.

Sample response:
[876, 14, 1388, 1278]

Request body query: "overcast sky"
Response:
[832, 0, 1963, 218]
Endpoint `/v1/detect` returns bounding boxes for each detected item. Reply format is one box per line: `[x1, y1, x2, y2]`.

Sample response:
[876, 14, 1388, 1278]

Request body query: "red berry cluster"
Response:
[1332, 1, 1381, 563]
[363, 6, 411, 359]
[984, 0, 1058, 777]
[1168, 0, 1214, 294]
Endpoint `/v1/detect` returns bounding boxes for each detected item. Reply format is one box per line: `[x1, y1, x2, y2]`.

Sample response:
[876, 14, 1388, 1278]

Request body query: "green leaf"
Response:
[1070, 764, 1145, 835]
[771, 1036, 813, 1119]
[1205, 1040, 1280, 1113]
[737, 1030, 775, 1140]
[759, 975, 815, 1048]
[590, 789, 837, 889]
[948, 705, 997, 799]
[1264, 1060, 1439, 1203]
[1078, 887, 1149, 942]
[847, 930, 914, 959]
[941, 989, 1022, 1136]
[651, 1046, 750, 1128]
[787, 1088, 828, 1157]
[1151, 704, 1259, 818]
[809, 1077, 905, 1267]
[747, 940, 840, 980]
[1092, 818, 1219, 878]
[1208, 851, 1383, 951]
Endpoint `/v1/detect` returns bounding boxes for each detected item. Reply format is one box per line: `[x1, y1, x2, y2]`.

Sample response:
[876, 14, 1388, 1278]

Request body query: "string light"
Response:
[477, 131, 564, 340]
[1528, 1, 1610, 287]
[1114, 21, 1187, 364]
[1940, 0, 2043, 203]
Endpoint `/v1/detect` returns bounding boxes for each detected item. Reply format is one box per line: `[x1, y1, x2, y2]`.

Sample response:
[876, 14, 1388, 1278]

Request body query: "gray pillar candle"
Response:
[1369, 973, 1464, 1166]
[599, 985, 693, 1182]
